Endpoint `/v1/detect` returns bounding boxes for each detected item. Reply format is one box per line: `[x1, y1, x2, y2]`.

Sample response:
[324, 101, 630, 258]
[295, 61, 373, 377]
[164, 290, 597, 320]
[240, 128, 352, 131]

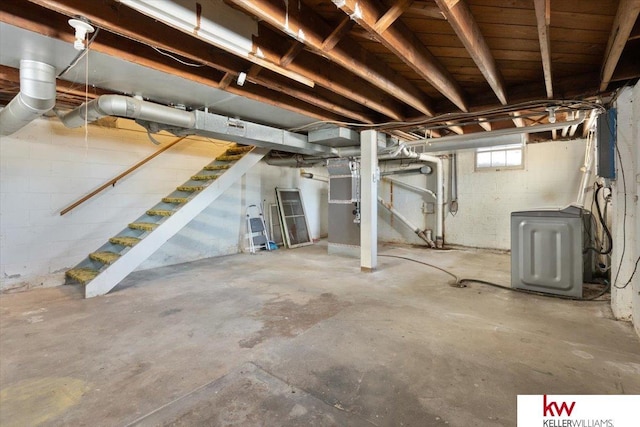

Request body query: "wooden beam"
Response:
[255, 24, 408, 120]
[406, 2, 446, 19]
[600, 0, 640, 91]
[334, 0, 468, 112]
[218, 72, 235, 90]
[533, 0, 553, 98]
[374, 0, 414, 33]
[321, 16, 355, 51]
[279, 41, 304, 67]
[433, 0, 508, 105]
[227, 0, 436, 116]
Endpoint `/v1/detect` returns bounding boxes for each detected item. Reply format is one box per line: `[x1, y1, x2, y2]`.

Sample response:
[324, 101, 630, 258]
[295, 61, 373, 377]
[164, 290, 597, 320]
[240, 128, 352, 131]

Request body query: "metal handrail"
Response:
[60, 136, 187, 215]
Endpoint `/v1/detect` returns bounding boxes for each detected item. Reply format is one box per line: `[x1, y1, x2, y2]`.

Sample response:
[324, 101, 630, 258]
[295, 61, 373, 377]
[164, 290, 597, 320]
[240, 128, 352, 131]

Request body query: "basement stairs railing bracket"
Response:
[66, 145, 269, 298]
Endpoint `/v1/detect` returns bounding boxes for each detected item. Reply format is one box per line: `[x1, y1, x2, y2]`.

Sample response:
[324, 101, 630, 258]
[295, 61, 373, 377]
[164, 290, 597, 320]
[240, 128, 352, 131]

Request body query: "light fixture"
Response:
[547, 106, 557, 124]
[68, 18, 95, 51]
[236, 71, 247, 87]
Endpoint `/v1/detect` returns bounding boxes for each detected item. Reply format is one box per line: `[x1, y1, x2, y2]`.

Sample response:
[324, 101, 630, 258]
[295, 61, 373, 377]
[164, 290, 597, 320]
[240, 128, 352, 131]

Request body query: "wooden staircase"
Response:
[66, 145, 269, 297]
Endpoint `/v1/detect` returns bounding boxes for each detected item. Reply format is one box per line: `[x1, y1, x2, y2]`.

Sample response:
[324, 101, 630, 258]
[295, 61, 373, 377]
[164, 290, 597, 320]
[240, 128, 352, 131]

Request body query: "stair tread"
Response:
[147, 209, 175, 216]
[129, 222, 158, 231]
[191, 174, 219, 181]
[203, 164, 231, 171]
[109, 236, 141, 246]
[177, 185, 205, 192]
[162, 197, 189, 204]
[216, 154, 244, 161]
[89, 251, 121, 265]
[225, 145, 253, 155]
[66, 267, 99, 285]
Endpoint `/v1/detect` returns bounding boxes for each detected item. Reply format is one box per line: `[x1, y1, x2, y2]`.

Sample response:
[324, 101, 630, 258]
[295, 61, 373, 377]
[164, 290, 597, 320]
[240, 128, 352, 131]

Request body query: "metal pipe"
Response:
[378, 197, 435, 247]
[382, 177, 436, 199]
[450, 153, 459, 215]
[0, 60, 56, 136]
[400, 147, 444, 248]
[264, 155, 326, 167]
[59, 94, 196, 129]
[576, 129, 595, 206]
[380, 165, 432, 176]
[407, 114, 585, 152]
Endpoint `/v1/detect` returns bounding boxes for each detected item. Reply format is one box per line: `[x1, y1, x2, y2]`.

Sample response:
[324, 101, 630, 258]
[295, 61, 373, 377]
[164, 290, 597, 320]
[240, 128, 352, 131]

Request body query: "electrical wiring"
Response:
[583, 184, 613, 255]
[379, 253, 610, 302]
[57, 28, 100, 78]
[611, 125, 630, 289]
[151, 46, 205, 67]
[287, 99, 606, 133]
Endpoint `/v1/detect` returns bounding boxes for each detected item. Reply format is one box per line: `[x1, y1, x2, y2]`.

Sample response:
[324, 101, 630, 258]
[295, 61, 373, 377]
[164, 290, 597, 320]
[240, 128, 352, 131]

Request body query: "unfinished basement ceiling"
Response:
[1, 0, 639, 140]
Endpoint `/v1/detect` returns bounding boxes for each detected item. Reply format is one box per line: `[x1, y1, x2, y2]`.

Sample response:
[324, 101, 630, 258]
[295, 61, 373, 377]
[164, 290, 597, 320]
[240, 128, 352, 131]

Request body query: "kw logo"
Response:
[543, 395, 576, 417]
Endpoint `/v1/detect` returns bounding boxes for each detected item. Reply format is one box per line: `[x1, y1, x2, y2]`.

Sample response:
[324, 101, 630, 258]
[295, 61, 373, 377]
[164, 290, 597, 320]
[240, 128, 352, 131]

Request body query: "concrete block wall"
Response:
[378, 139, 590, 250]
[0, 117, 325, 292]
[445, 139, 590, 250]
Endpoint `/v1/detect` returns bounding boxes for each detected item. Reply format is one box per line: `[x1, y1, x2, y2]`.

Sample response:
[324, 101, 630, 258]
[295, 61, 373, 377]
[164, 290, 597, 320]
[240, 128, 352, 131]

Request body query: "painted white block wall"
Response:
[1, 117, 325, 291]
[610, 84, 639, 332]
[446, 140, 590, 249]
[378, 140, 590, 250]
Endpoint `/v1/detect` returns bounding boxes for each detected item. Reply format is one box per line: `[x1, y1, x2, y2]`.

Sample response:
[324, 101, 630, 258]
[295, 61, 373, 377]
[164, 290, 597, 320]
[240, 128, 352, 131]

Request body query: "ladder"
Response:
[246, 204, 271, 254]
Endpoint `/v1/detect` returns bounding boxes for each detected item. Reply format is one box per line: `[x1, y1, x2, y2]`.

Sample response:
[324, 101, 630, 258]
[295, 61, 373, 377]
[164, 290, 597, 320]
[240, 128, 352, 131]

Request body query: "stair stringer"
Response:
[84, 147, 269, 298]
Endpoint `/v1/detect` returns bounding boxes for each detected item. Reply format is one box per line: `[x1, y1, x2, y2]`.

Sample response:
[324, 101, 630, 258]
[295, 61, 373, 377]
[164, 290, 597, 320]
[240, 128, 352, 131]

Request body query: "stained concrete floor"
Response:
[1, 242, 639, 426]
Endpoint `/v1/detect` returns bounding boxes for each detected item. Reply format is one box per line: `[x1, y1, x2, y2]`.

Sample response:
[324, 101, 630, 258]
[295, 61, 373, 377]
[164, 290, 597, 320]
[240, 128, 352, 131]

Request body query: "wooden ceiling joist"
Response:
[533, 0, 553, 98]
[335, 0, 468, 112]
[254, 25, 408, 120]
[16, 0, 382, 124]
[433, 0, 508, 105]
[600, 0, 640, 91]
[321, 15, 355, 51]
[374, 0, 415, 33]
[227, 0, 436, 116]
[279, 42, 305, 67]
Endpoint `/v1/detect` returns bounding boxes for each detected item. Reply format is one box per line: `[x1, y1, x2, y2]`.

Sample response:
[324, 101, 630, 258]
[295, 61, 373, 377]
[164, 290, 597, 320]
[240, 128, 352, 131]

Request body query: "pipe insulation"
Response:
[378, 197, 435, 247]
[0, 60, 57, 137]
[60, 95, 196, 129]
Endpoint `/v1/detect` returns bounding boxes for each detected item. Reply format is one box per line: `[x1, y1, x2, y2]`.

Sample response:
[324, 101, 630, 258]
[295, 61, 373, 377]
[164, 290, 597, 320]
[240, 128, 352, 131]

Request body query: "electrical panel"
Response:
[596, 108, 616, 180]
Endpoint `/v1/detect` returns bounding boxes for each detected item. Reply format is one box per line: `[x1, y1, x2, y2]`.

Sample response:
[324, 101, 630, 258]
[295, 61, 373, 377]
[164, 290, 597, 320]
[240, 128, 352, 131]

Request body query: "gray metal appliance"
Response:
[511, 205, 592, 297]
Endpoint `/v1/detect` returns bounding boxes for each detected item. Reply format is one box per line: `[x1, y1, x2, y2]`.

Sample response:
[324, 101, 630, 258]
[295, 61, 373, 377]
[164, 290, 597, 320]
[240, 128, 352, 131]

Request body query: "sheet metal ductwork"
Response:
[60, 94, 196, 129]
[0, 60, 56, 137]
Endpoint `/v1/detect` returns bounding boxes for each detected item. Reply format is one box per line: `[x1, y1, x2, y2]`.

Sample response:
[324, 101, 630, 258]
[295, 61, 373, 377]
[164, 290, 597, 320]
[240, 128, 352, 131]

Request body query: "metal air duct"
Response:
[0, 60, 57, 137]
[60, 95, 196, 129]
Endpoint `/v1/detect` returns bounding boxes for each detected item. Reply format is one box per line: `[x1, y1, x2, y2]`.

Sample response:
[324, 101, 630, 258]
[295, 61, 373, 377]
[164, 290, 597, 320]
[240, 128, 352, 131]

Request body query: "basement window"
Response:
[475, 144, 524, 171]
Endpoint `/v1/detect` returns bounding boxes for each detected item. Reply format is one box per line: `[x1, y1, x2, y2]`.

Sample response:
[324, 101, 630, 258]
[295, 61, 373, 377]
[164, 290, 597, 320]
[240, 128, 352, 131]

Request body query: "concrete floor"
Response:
[1, 242, 639, 426]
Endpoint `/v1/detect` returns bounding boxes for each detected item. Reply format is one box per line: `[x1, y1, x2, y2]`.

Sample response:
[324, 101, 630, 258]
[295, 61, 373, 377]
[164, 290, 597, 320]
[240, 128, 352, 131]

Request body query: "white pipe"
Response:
[59, 94, 196, 129]
[382, 177, 436, 199]
[378, 197, 435, 247]
[0, 60, 56, 136]
[576, 129, 595, 206]
[401, 146, 444, 248]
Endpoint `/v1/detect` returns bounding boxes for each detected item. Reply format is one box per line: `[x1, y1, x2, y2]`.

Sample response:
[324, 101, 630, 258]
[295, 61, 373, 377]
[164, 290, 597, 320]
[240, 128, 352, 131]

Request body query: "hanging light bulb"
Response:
[68, 18, 95, 51]
[546, 106, 557, 124]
